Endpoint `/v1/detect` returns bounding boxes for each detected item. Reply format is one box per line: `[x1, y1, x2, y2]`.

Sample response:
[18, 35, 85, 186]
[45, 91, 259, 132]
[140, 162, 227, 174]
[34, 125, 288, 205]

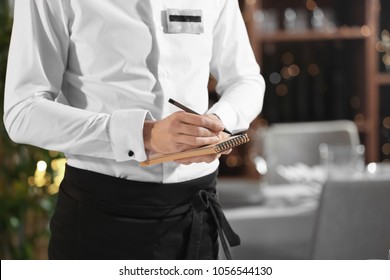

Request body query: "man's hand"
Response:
[143, 112, 225, 155]
[174, 130, 232, 165]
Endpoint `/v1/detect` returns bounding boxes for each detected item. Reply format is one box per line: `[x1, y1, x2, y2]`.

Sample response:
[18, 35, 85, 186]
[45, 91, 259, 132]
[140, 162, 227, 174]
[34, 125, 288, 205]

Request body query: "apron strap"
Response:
[187, 190, 241, 260]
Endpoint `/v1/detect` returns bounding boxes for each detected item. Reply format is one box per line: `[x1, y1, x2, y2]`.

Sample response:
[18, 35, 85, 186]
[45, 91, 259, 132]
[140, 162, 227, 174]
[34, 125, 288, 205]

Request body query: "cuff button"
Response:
[128, 150, 134, 157]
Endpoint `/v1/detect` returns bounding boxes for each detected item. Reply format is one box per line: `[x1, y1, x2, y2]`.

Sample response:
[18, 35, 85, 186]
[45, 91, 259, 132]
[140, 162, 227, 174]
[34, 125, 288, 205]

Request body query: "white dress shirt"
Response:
[4, 0, 265, 183]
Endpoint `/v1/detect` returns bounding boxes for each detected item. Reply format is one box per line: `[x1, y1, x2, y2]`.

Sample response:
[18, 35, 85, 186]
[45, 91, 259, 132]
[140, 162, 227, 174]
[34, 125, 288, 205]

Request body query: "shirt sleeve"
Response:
[3, 0, 149, 162]
[207, 0, 265, 134]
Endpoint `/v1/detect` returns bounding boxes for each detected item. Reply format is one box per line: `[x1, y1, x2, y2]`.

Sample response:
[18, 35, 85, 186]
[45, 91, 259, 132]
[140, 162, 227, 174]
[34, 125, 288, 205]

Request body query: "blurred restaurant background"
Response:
[1, 0, 390, 260]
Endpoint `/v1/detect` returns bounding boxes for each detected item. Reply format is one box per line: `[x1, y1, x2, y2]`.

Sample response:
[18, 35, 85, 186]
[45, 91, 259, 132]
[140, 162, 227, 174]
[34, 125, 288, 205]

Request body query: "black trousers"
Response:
[48, 165, 240, 260]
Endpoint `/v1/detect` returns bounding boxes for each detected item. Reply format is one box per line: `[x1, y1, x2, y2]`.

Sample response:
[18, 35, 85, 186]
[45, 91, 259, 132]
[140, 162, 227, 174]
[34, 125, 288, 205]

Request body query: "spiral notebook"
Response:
[140, 133, 250, 166]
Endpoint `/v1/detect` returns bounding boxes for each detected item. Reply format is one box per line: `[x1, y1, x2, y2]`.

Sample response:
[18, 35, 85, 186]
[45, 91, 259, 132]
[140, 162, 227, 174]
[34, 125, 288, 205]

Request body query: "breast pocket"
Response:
[165, 9, 204, 34]
[161, 8, 214, 62]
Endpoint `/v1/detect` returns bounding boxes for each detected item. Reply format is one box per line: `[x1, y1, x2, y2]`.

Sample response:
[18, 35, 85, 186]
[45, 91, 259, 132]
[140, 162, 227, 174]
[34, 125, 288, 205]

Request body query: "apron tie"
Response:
[187, 190, 241, 260]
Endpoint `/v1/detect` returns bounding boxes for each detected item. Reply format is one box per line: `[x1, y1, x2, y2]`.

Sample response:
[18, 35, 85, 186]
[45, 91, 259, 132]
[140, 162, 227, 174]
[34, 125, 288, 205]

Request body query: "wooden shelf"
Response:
[250, 0, 381, 163]
[256, 27, 368, 43]
[376, 73, 390, 85]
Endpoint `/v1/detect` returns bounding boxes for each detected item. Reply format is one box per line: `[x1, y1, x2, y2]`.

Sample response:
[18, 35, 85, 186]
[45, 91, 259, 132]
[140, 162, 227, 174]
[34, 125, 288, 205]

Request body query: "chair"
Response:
[255, 120, 360, 184]
[219, 181, 318, 260]
[224, 207, 316, 259]
[311, 176, 390, 259]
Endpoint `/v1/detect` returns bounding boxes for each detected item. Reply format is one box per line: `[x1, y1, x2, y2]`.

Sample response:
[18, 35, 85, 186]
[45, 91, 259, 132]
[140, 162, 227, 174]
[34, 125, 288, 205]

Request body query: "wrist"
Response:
[143, 120, 156, 152]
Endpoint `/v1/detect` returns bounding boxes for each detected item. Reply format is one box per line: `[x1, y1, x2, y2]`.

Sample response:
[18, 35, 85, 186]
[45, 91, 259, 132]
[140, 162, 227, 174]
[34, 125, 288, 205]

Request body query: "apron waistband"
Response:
[60, 164, 240, 259]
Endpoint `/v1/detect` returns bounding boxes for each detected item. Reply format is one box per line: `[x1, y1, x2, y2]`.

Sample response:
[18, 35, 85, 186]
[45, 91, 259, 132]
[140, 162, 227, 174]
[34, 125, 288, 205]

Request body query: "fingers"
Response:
[178, 112, 224, 133]
[147, 111, 227, 154]
[175, 134, 220, 147]
[178, 122, 220, 137]
[222, 148, 232, 155]
[173, 138, 232, 165]
[169, 112, 225, 148]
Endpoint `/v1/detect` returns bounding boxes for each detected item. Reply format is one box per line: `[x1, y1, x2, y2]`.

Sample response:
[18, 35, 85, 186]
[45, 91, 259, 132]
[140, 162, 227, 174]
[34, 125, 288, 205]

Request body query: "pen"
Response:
[168, 98, 232, 135]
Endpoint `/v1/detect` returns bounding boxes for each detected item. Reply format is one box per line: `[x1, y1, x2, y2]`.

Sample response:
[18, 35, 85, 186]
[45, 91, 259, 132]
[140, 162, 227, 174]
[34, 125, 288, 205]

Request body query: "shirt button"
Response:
[128, 150, 134, 157]
[159, 71, 170, 78]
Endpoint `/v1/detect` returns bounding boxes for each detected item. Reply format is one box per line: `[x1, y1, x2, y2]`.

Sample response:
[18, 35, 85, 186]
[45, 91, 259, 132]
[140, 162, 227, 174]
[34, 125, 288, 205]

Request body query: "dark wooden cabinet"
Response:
[237, 0, 390, 164]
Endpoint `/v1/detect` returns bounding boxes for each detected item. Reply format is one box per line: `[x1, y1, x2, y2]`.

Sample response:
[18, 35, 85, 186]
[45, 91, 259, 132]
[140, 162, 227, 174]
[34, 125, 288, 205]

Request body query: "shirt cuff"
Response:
[108, 109, 153, 162]
[207, 100, 238, 133]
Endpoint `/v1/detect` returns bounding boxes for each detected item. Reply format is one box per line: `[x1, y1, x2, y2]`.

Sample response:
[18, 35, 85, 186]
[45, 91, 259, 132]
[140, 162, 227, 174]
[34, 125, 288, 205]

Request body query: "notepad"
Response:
[140, 133, 250, 166]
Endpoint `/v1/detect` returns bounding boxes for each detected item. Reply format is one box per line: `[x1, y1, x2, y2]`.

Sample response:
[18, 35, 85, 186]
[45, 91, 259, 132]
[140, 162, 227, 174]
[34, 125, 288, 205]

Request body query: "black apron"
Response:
[48, 165, 240, 260]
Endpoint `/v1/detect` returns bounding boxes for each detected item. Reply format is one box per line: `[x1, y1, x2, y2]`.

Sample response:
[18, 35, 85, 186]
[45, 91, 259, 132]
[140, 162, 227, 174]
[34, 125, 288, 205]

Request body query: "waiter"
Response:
[3, 0, 265, 259]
